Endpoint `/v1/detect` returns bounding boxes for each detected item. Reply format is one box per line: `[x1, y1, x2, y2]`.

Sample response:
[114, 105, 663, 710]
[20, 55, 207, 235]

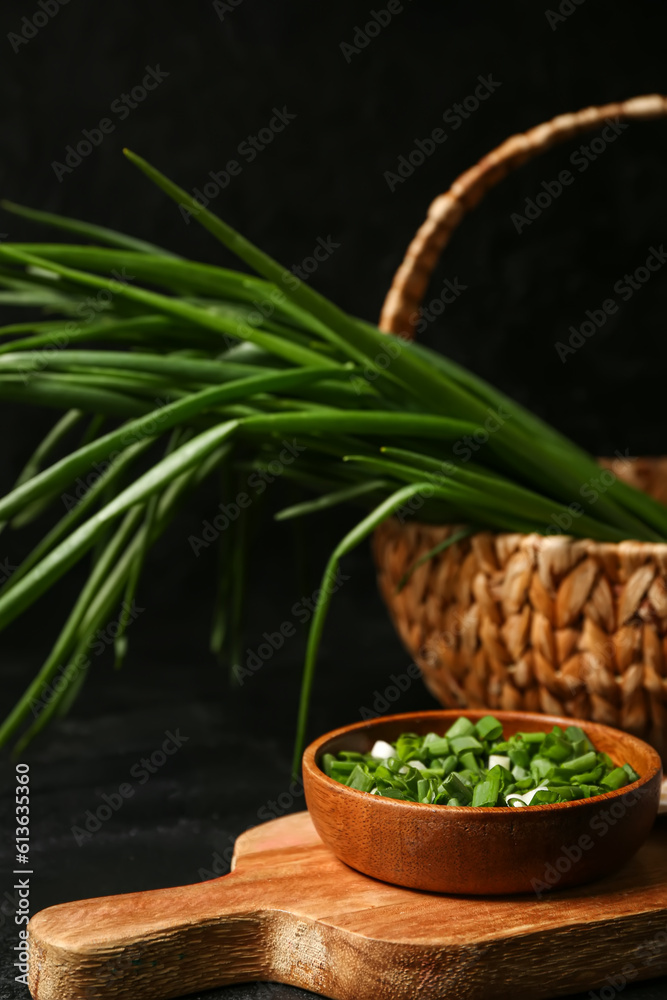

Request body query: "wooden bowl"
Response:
[303, 710, 663, 895]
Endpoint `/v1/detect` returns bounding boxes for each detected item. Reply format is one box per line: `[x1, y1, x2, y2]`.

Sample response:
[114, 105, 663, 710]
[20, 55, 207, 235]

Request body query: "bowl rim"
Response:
[303, 709, 663, 816]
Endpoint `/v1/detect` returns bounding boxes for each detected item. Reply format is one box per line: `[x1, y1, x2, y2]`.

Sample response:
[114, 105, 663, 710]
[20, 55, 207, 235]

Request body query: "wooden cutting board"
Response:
[28, 811, 667, 1000]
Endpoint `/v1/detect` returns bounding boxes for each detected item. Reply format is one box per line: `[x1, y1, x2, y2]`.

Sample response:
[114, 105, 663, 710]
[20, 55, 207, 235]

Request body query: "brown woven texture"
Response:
[374, 95, 667, 762]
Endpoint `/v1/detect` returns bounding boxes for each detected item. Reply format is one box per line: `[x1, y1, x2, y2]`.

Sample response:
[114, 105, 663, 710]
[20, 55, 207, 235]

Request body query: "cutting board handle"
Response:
[28, 812, 329, 1000]
[28, 868, 281, 999]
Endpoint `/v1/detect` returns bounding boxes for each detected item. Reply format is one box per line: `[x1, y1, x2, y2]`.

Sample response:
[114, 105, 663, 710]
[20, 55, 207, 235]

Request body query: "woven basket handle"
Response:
[380, 93, 667, 339]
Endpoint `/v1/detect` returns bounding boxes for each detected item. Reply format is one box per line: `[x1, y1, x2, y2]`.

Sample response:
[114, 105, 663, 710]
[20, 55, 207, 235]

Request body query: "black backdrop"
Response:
[1, 3, 666, 998]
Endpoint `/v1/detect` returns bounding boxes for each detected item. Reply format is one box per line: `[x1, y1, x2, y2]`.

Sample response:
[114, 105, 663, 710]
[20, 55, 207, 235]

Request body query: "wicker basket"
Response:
[373, 95, 667, 765]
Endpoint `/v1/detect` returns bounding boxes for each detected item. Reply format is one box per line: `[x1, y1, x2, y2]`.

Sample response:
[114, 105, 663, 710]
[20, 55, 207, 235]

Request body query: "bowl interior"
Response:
[312, 710, 661, 806]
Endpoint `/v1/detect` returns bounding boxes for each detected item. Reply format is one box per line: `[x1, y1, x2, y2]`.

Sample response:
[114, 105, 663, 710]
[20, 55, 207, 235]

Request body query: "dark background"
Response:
[1, 1, 666, 997]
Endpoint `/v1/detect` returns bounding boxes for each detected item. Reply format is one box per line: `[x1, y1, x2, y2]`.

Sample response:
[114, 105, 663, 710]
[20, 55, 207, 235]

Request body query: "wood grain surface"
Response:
[28, 811, 667, 1000]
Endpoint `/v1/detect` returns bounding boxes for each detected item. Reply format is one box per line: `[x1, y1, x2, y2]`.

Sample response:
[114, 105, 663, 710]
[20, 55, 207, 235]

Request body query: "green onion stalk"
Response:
[0, 154, 664, 773]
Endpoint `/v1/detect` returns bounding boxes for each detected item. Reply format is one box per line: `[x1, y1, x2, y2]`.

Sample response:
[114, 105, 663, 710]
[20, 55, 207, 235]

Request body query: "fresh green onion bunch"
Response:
[0, 151, 664, 767]
[321, 716, 640, 807]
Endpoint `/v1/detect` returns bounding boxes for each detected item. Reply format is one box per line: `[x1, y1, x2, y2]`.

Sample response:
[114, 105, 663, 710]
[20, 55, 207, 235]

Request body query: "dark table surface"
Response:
[0, 538, 665, 1000]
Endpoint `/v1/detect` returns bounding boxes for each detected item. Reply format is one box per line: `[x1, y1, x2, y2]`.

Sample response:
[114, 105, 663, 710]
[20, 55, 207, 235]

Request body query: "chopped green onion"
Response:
[449, 735, 484, 755]
[446, 717, 476, 739]
[347, 765, 375, 792]
[559, 751, 598, 774]
[600, 767, 631, 791]
[459, 751, 482, 773]
[475, 715, 504, 741]
[423, 735, 451, 757]
[472, 767, 502, 807]
[319, 717, 640, 807]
